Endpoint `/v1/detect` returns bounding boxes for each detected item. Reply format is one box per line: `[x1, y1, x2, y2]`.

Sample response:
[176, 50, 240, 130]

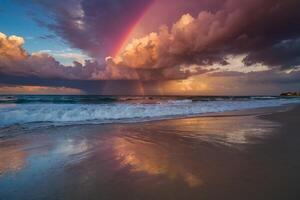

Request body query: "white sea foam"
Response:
[0, 98, 299, 127]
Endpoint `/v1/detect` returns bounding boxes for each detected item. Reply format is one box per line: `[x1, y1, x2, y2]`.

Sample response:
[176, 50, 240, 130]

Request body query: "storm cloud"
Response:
[2, 0, 300, 94]
[28, 0, 154, 59]
[0, 32, 196, 81]
[110, 0, 300, 71]
[23, 0, 300, 77]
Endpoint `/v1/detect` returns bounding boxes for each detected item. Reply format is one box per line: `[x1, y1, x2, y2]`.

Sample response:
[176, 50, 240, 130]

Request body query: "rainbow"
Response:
[112, 0, 155, 57]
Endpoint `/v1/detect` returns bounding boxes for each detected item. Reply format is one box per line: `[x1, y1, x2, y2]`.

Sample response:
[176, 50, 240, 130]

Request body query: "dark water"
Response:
[0, 95, 287, 104]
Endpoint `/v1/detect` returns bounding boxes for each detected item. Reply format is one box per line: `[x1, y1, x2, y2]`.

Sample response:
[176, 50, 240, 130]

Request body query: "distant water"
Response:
[0, 95, 299, 128]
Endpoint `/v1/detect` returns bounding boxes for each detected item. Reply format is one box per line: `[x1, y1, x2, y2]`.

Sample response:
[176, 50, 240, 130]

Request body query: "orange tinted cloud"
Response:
[109, 0, 300, 74]
[0, 32, 27, 65]
[0, 32, 108, 80]
[0, 85, 84, 94]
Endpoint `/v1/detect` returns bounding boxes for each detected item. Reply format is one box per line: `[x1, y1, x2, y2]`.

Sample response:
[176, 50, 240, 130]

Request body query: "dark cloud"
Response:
[28, 0, 153, 59]
[0, 73, 156, 95]
[21, 0, 300, 79]
[211, 69, 300, 85]
[1, 69, 299, 95]
[111, 0, 300, 71]
[0, 32, 195, 81]
[1, 28, 299, 95]
[203, 69, 300, 95]
[243, 39, 300, 69]
[2, 0, 300, 94]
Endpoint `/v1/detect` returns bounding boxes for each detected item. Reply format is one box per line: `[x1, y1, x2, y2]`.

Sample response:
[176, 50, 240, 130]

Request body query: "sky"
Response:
[0, 0, 300, 95]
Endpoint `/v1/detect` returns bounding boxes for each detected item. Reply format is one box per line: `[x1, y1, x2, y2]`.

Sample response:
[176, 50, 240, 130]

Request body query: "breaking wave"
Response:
[0, 96, 299, 127]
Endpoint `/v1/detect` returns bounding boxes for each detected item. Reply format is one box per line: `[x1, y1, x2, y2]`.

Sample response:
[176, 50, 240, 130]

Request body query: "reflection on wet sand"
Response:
[0, 132, 91, 176]
[153, 116, 278, 145]
[0, 142, 27, 175]
[113, 137, 203, 187]
[110, 116, 277, 188]
[0, 112, 284, 200]
[54, 138, 90, 156]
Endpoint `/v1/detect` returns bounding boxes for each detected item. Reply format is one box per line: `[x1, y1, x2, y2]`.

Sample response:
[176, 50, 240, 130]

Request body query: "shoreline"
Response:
[0, 104, 300, 200]
[0, 103, 298, 133]
[142, 103, 296, 124]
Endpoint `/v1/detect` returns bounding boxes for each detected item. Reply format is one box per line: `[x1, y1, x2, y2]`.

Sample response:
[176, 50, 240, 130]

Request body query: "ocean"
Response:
[0, 95, 299, 128]
[1, 96, 300, 200]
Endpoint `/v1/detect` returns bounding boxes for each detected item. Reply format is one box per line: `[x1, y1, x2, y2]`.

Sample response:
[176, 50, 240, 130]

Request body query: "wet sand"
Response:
[0, 105, 300, 200]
